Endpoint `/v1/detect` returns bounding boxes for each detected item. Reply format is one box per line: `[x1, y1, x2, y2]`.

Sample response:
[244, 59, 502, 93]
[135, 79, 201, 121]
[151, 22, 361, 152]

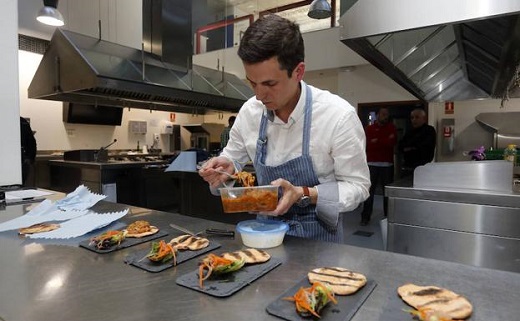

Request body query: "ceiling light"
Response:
[308, 0, 331, 19]
[37, 0, 65, 27]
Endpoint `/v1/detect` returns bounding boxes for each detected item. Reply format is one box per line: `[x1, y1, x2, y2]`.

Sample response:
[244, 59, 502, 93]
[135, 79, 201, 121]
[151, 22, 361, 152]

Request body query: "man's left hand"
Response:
[260, 178, 302, 216]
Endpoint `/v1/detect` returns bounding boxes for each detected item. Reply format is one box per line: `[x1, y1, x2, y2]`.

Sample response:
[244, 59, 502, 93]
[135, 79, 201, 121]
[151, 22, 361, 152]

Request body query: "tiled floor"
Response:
[342, 194, 386, 251]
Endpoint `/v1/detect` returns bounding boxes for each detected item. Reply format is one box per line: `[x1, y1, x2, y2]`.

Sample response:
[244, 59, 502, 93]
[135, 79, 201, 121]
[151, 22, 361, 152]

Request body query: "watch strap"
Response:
[302, 186, 310, 197]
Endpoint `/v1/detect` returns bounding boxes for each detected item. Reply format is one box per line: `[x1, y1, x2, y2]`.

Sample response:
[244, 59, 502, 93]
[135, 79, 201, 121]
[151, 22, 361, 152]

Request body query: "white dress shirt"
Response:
[222, 81, 370, 212]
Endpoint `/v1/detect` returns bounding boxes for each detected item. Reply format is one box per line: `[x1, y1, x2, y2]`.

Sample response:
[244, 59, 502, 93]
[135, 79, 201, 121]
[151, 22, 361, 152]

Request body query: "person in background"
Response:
[398, 108, 436, 177]
[199, 15, 370, 243]
[361, 108, 397, 226]
[20, 117, 37, 186]
[220, 116, 236, 149]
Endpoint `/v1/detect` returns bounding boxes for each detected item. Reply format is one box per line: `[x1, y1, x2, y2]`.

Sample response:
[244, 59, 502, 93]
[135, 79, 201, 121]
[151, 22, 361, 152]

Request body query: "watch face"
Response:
[297, 196, 311, 208]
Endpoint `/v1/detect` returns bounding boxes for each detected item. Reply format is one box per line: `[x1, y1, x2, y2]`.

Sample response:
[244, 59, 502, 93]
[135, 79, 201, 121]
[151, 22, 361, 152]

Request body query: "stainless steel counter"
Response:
[48, 159, 167, 170]
[386, 177, 520, 208]
[0, 200, 519, 321]
[386, 179, 520, 273]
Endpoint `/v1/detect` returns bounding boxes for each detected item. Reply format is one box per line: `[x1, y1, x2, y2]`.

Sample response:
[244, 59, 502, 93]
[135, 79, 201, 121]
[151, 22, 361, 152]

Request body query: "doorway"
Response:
[358, 100, 428, 181]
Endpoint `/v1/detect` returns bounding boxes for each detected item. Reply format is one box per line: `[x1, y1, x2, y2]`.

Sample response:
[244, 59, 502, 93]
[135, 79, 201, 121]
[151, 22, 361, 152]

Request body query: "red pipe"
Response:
[196, 1, 338, 54]
[259, 0, 312, 17]
[196, 14, 254, 54]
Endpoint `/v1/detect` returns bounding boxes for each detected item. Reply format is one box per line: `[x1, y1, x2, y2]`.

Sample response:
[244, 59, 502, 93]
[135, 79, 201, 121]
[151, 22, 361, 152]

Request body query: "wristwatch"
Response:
[296, 186, 311, 208]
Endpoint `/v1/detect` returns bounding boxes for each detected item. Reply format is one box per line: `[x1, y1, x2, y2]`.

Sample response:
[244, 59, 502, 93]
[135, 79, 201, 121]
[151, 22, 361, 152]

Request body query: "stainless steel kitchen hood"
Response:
[27, 28, 253, 114]
[340, 0, 520, 102]
[476, 112, 520, 149]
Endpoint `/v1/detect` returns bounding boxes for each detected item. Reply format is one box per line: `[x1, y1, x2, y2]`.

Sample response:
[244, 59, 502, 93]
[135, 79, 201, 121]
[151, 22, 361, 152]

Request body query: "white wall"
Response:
[1, 0, 21, 185]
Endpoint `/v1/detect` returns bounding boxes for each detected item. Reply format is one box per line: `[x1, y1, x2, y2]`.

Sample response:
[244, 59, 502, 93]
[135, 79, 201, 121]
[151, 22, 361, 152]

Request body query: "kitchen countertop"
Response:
[0, 200, 519, 321]
[48, 159, 168, 169]
[386, 178, 520, 208]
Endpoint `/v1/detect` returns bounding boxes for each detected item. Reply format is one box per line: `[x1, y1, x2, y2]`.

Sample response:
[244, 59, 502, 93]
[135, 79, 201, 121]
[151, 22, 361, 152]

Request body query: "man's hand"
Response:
[260, 178, 302, 216]
[198, 156, 235, 188]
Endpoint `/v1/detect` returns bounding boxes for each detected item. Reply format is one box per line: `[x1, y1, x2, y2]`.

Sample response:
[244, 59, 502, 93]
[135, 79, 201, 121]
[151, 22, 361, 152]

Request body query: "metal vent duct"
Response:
[340, 0, 520, 102]
[28, 0, 253, 114]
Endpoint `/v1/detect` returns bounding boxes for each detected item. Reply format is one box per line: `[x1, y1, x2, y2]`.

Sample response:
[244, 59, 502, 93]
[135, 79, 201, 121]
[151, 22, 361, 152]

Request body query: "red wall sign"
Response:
[445, 101, 454, 114]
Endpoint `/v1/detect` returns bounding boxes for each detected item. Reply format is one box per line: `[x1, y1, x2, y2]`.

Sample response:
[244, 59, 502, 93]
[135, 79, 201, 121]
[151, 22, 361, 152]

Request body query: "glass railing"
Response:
[195, 0, 341, 55]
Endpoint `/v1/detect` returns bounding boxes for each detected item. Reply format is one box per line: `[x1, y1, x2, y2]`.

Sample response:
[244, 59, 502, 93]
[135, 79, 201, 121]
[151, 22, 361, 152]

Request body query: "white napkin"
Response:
[0, 185, 107, 233]
[27, 209, 128, 239]
[55, 185, 106, 211]
[0, 200, 88, 232]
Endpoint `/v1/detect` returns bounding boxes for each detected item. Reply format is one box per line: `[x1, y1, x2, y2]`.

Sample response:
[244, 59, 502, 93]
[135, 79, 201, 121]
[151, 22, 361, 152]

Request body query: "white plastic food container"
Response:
[236, 220, 289, 249]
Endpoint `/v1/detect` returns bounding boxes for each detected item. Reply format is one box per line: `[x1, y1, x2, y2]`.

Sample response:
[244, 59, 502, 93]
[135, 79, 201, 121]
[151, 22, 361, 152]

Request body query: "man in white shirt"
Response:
[199, 15, 370, 243]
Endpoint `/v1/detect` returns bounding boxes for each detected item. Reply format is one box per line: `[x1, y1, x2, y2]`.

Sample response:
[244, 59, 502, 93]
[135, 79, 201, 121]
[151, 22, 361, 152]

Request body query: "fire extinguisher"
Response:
[443, 125, 454, 152]
[443, 126, 452, 138]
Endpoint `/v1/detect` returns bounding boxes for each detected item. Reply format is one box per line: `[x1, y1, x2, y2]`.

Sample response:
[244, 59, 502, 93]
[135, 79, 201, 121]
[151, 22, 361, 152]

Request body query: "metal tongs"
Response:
[169, 223, 203, 236]
[169, 223, 234, 238]
[205, 228, 235, 237]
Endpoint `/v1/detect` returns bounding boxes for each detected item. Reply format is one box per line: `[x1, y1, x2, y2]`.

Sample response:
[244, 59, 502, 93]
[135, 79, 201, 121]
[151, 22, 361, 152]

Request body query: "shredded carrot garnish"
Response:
[283, 281, 336, 318]
[198, 253, 240, 288]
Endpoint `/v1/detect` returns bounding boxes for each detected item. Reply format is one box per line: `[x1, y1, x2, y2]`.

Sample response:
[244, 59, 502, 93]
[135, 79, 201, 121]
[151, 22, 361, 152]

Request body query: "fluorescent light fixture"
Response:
[37, 0, 65, 27]
[308, 0, 331, 19]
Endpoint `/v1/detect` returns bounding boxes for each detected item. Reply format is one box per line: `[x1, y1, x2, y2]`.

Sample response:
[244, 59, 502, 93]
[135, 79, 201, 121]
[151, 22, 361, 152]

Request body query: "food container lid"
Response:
[236, 220, 289, 234]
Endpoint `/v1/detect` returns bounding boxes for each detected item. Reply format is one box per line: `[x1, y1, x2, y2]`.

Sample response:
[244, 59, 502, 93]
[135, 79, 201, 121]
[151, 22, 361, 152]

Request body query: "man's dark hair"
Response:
[238, 15, 304, 77]
[228, 116, 236, 126]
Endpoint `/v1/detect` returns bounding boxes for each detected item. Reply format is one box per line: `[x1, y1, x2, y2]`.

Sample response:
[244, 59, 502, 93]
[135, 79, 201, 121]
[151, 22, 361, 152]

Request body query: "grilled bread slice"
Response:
[124, 220, 159, 238]
[221, 248, 270, 264]
[19, 223, 60, 235]
[397, 283, 473, 320]
[308, 267, 367, 295]
[169, 235, 209, 251]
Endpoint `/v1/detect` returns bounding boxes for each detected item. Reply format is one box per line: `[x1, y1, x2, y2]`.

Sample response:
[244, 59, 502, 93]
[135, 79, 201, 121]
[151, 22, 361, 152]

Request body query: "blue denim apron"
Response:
[254, 85, 343, 243]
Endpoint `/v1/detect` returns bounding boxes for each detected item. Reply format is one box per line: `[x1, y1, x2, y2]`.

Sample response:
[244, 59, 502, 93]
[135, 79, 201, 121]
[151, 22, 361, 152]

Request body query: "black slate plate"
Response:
[124, 241, 221, 272]
[266, 277, 377, 321]
[79, 230, 168, 254]
[176, 257, 282, 297]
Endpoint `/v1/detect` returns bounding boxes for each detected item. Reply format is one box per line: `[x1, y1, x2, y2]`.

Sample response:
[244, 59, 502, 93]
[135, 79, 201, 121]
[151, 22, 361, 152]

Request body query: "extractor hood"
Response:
[340, 0, 520, 102]
[28, 0, 253, 114]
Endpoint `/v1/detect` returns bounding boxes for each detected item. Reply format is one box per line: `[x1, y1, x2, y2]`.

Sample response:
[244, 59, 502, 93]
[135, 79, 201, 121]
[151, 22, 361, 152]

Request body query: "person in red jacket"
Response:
[361, 108, 397, 225]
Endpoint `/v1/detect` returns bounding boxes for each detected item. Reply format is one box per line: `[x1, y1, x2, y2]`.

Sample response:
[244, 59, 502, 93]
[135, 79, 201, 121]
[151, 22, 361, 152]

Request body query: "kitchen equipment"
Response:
[340, 0, 520, 102]
[204, 228, 235, 237]
[28, 0, 253, 114]
[219, 186, 279, 213]
[196, 164, 236, 180]
[169, 223, 201, 236]
[475, 112, 520, 149]
[64, 139, 117, 162]
[63, 149, 107, 162]
[236, 220, 289, 249]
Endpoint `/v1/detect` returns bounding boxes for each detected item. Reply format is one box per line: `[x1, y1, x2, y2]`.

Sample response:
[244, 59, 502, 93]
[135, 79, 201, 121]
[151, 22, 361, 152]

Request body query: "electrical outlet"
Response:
[153, 133, 160, 142]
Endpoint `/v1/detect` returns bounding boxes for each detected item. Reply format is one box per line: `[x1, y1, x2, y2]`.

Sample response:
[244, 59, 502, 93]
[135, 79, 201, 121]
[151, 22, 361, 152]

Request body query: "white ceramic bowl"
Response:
[236, 220, 289, 249]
